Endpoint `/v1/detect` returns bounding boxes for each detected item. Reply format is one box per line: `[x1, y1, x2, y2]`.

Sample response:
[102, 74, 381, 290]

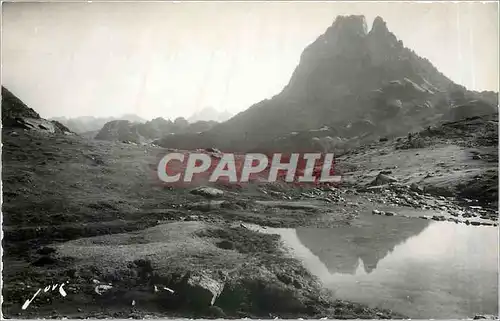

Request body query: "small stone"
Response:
[94, 284, 113, 295]
[410, 183, 424, 193]
[190, 186, 224, 198]
[371, 173, 398, 186]
[472, 155, 482, 160]
[385, 211, 396, 216]
[372, 209, 381, 215]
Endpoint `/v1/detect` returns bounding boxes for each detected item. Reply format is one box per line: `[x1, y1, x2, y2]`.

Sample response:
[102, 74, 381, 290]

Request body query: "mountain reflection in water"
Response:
[296, 214, 430, 275]
[262, 215, 498, 319]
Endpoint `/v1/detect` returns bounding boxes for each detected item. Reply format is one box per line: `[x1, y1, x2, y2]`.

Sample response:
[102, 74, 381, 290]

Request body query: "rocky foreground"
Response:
[2, 114, 498, 319]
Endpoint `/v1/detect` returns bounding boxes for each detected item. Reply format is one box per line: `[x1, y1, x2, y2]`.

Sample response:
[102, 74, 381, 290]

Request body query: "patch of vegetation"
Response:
[196, 227, 281, 255]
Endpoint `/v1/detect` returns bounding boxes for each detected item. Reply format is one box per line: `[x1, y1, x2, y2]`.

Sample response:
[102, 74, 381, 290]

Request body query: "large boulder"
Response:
[369, 172, 398, 186]
[190, 186, 224, 198]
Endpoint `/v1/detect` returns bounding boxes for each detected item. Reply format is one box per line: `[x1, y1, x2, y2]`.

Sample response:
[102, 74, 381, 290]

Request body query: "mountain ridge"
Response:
[155, 15, 497, 152]
[49, 114, 147, 134]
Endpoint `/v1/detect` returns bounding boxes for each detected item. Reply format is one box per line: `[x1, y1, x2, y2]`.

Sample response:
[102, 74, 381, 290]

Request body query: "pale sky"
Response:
[2, 1, 498, 120]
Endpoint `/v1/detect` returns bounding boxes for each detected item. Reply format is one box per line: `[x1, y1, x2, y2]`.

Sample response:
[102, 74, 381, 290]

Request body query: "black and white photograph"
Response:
[1, 1, 499, 319]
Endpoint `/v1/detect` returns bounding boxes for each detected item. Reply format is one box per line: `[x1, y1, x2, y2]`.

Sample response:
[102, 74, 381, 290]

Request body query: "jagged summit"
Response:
[323, 15, 393, 40]
[368, 16, 400, 46]
[327, 15, 368, 37]
[370, 16, 389, 34]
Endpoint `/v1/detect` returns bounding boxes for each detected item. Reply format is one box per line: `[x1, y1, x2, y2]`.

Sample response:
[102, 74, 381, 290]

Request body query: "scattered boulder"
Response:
[180, 272, 225, 307]
[370, 173, 398, 186]
[94, 284, 113, 295]
[410, 183, 424, 193]
[190, 187, 224, 198]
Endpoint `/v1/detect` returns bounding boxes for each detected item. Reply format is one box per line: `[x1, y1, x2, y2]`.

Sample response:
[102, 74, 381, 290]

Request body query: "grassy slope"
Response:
[2, 129, 400, 319]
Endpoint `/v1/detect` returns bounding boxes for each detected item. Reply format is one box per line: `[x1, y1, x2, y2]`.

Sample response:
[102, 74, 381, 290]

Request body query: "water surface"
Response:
[261, 215, 498, 319]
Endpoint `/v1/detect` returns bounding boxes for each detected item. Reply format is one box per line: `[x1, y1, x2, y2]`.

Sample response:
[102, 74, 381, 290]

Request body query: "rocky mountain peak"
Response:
[327, 15, 368, 38]
[367, 16, 400, 48]
[370, 16, 389, 34]
[156, 14, 497, 152]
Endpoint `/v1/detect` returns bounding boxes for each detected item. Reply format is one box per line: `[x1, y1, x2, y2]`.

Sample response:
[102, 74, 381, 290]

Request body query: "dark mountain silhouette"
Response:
[295, 215, 430, 275]
[50, 114, 147, 134]
[2, 86, 72, 134]
[94, 116, 218, 143]
[156, 15, 497, 152]
[2, 86, 40, 124]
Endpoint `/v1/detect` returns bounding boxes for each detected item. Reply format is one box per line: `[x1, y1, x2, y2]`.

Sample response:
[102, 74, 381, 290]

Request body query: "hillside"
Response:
[156, 15, 497, 152]
[2, 86, 72, 134]
[94, 117, 218, 143]
[50, 114, 147, 134]
[2, 81, 497, 319]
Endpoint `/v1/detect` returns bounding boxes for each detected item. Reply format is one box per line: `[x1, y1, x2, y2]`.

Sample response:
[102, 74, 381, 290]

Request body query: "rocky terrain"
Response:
[2, 93, 498, 319]
[2, 124, 405, 319]
[2, 13, 498, 320]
